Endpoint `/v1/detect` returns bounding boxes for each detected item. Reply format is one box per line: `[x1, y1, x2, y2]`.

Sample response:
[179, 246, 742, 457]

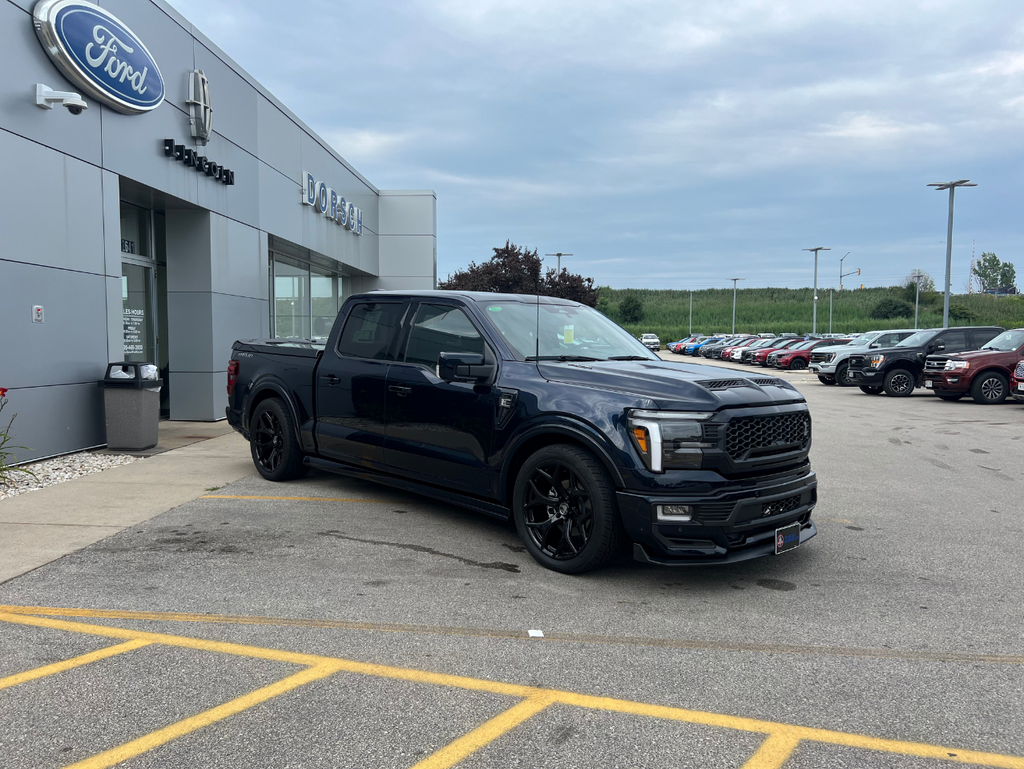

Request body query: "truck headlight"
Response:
[869, 355, 885, 368]
[943, 360, 969, 371]
[628, 410, 715, 473]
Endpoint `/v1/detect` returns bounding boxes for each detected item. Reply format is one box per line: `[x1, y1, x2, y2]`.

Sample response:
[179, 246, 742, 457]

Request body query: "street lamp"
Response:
[803, 247, 830, 334]
[927, 180, 976, 327]
[909, 270, 925, 329]
[730, 278, 744, 334]
[544, 252, 573, 273]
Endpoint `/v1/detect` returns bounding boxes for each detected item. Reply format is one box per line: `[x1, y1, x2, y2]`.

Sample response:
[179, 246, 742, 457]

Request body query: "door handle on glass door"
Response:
[389, 385, 412, 396]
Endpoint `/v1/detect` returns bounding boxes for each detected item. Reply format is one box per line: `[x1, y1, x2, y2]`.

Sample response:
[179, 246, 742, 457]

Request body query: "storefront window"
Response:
[273, 255, 310, 339]
[311, 267, 338, 339]
[120, 202, 156, 363]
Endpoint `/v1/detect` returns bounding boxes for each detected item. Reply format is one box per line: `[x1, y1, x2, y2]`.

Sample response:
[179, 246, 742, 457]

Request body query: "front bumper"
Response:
[617, 470, 818, 565]
[808, 362, 836, 375]
[847, 367, 883, 384]
[921, 372, 967, 393]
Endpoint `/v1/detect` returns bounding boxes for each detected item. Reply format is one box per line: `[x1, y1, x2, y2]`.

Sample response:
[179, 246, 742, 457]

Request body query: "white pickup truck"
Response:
[640, 334, 661, 351]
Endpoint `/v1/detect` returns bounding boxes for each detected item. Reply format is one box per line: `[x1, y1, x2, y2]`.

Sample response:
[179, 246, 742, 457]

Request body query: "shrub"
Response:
[619, 295, 644, 324]
[0, 389, 35, 489]
[948, 303, 978, 322]
[871, 297, 914, 320]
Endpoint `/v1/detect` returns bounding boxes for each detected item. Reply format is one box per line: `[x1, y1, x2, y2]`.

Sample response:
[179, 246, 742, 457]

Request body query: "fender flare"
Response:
[242, 376, 304, 445]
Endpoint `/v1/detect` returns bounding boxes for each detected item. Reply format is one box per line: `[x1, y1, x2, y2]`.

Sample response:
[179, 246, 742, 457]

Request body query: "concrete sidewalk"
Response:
[0, 423, 255, 583]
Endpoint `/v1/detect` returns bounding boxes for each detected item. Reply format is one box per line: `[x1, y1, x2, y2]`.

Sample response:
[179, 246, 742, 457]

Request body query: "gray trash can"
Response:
[98, 362, 162, 450]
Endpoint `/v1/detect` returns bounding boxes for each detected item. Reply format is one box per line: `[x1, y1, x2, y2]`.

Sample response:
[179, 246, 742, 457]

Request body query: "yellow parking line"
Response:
[63, 662, 344, 769]
[0, 638, 151, 691]
[409, 696, 554, 769]
[1, 610, 1022, 769]
[200, 495, 389, 503]
[740, 733, 801, 768]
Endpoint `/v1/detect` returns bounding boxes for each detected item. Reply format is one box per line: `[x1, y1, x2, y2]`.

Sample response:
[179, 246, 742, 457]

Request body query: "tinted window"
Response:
[937, 331, 967, 352]
[336, 303, 404, 360]
[971, 328, 1002, 348]
[403, 304, 486, 368]
[877, 333, 903, 347]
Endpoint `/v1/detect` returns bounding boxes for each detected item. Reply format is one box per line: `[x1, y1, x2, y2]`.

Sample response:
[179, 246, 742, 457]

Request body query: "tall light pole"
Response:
[730, 278, 744, 334]
[689, 291, 693, 336]
[927, 180, 976, 327]
[910, 270, 925, 329]
[803, 247, 830, 334]
[544, 252, 573, 273]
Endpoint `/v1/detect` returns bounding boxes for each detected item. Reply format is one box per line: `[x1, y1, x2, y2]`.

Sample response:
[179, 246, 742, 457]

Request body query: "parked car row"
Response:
[667, 326, 1024, 406]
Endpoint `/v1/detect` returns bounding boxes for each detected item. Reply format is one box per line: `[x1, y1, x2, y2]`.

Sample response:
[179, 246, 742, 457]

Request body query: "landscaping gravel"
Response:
[0, 452, 140, 500]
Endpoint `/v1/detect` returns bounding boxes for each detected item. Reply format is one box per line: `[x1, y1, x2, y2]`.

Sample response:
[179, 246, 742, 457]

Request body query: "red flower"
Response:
[0, 388, 8, 398]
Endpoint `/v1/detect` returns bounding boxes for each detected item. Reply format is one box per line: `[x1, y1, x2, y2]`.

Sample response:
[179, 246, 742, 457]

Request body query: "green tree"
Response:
[902, 270, 935, 293]
[619, 295, 644, 324]
[948, 303, 978, 322]
[973, 252, 1017, 291]
[871, 297, 913, 320]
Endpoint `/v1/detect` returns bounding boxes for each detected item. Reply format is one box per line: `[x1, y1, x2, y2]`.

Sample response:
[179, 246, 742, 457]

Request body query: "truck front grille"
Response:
[810, 352, 834, 364]
[1016, 361, 1024, 378]
[725, 412, 811, 460]
[761, 494, 801, 517]
[924, 357, 948, 372]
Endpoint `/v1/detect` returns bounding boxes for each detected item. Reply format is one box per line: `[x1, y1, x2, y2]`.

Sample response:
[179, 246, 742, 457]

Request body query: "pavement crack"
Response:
[317, 530, 521, 572]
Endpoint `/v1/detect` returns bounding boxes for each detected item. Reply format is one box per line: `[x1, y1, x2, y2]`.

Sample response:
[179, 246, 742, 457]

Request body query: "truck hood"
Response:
[536, 359, 805, 409]
[814, 343, 864, 354]
[930, 348, 1019, 362]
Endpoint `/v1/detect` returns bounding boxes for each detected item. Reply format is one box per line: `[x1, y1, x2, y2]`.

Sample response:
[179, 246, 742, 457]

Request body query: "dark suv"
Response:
[921, 329, 1024, 404]
[847, 326, 1004, 397]
[227, 291, 818, 573]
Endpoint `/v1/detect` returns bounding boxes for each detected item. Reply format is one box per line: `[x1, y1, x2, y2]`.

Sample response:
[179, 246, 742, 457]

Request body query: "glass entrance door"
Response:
[121, 261, 154, 362]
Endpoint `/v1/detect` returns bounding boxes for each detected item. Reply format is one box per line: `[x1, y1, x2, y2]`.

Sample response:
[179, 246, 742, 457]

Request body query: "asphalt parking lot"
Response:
[2, 354, 1023, 768]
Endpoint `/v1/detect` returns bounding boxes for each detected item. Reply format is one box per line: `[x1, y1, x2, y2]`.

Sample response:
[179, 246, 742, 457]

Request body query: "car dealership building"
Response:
[1, 0, 437, 462]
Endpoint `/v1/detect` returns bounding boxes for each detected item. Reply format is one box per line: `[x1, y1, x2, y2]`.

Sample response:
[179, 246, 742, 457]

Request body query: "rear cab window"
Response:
[336, 302, 405, 360]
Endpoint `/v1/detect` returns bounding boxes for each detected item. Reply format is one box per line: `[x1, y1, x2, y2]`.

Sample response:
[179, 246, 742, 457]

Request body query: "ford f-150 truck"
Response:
[808, 329, 915, 386]
[920, 328, 1024, 404]
[227, 291, 817, 573]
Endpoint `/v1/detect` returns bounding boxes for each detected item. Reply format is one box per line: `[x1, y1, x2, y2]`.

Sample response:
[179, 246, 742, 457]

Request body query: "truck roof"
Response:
[355, 290, 581, 305]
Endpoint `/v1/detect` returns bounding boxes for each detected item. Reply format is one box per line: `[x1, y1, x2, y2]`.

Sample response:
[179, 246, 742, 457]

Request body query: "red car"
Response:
[922, 328, 1024, 404]
[772, 339, 849, 370]
[751, 338, 805, 366]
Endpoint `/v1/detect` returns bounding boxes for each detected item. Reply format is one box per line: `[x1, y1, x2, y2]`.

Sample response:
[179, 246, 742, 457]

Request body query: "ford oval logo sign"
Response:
[33, 0, 165, 115]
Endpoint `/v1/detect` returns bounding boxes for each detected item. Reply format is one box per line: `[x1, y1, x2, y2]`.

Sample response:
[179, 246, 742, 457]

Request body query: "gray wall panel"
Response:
[378, 235, 438, 278]
[166, 292, 214, 372]
[369, 276, 437, 292]
[256, 95, 302, 182]
[257, 162, 303, 246]
[98, 0, 194, 109]
[209, 215, 263, 301]
[164, 209, 211, 292]
[1, 383, 105, 462]
[0, 260, 110, 388]
[194, 132, 260, 229]
[0, 130, 106, 275]
[193, 42, 258, 156]
[168, 371, 221, 421]
[212, 293, 267, 367]
[101, 171, 122, 278]
[378, 191, 436, 236]
[100, 107, 200, 204]
[0, 2, 103, 166]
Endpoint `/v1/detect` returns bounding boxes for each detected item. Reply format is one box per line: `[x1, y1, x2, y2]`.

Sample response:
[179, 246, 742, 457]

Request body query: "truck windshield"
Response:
[982, 330, 1024, 350]
[481, 301, 658, 361]
[896, 330, 939, 347]
[847, 333, 877, 346]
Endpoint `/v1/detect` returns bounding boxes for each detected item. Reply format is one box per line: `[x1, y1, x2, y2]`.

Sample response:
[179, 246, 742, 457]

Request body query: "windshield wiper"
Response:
[606, 355, 654, 361]
[526, 355, 603, 362]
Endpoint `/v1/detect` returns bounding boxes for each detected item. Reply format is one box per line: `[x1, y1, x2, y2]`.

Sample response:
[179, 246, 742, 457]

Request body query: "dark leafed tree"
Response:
[439, 241, 600, 307]
[618, 295, 644, 324]
[972, 252, 1017, 291]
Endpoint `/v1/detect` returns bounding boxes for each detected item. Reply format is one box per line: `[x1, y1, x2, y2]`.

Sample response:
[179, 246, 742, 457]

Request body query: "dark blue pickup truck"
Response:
[227, 291, 817, 573]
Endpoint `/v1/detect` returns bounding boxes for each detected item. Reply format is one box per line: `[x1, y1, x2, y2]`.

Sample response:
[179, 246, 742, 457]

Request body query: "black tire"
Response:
[818, 375, 835, 385]
[937, 393, 964, 402]
[859, 386, 884, 395]
[249, 399, 308, 481]
[512, 445, 622, 574]
[835, 362, 853, 387]
[789, 358, 807, 370]
[970, 371, 1009, 405]
[883, 368, 916, 397]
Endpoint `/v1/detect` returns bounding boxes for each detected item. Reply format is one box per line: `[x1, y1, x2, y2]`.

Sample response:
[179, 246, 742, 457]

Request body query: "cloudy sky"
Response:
[167, 0, 1024, 291]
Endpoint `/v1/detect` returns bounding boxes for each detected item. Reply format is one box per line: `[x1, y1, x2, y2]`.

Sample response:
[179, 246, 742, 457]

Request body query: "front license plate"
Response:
[924, 380, 934, 389]
[774, 522, 801, 555]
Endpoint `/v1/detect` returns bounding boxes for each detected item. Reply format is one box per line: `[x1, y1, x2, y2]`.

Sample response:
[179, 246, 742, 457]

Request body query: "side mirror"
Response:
[869, 343, 880, 348]
[932, 341, 945, 352]
[438, 352, 494, 384]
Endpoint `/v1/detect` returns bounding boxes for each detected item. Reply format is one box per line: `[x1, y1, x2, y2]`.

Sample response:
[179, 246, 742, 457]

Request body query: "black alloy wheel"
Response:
[513, 445, 621, 573]
[970, 372, 1009, 405]
[859, 385, 884, 395]
[883, 369, 916, 397]
[250, 399, 307, 481]
[789, 358, 808, 370]
[835, 362, 853, 387]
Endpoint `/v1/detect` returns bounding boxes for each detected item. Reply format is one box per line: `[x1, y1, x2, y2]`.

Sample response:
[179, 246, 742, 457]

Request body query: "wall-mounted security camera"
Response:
[35, 84, 88, 115]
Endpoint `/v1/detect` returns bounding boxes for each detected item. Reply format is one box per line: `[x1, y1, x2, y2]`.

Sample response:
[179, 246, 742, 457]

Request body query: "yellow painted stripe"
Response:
[63, 663, 343, 769]
[409, 696, 553, 769]
[0, 638, 150, 691]
[740, 733, 801, 768]
[200, 494, 388, 503]
[1, 610, 1023, 768]
[5, 605, 1023, 667]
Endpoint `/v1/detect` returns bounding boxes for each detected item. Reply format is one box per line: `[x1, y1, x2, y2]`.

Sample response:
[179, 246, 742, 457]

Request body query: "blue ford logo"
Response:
[33, 0, 165, 115]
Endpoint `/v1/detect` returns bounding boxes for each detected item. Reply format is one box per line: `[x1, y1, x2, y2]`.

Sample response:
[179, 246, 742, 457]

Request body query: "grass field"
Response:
[597, 286, 1024, 343]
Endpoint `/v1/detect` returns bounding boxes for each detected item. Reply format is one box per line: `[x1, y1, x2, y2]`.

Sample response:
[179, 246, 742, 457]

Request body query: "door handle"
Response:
[389, 385, 412, 396]
[322, 374, 340, 385]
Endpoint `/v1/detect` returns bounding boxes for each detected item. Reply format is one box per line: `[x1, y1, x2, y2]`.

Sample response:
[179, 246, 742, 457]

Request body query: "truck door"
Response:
[315, 301, 406, 470]
[384, 302, 500, 496]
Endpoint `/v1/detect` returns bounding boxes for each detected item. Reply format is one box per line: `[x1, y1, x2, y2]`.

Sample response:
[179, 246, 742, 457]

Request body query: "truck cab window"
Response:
[937, 331, 967, 352]
[336, 303, 403, 360]
[403, 304, 486, 368]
